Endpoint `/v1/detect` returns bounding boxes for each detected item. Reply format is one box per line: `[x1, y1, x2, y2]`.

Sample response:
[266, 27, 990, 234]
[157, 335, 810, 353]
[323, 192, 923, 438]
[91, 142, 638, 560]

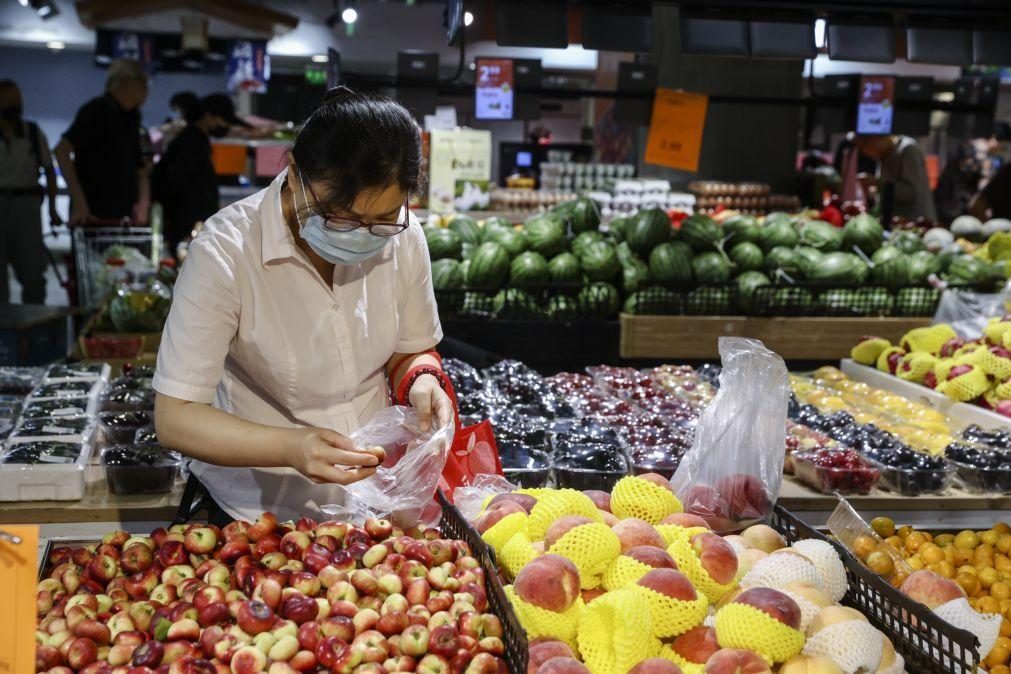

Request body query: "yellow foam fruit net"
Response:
[851, 337, 891, 366]
[896, 351, 938, 383]
[667, 535, 736, 604]
[505, 585, 583, 651]
[983, 317, 1011, 346]
[876, 346, 905, 373]
[525, 489, 602, 542]
[499, 532, 538, 580]
[936, 365, 991, 402]
[995, 378, 1011, 400]
[632, 583, 708, 639]
[602, 555, 654, 591]
[577, 588, 659, 674]
[548, 522, 621, 590]
[934, 357, 957, 381]
[714, 603, 805, 664]
[514, 487, 552, 500]
[481, 511, 528, 556]
[901, 324, 957, 354]
[655, 523, 689, 547]
[610, 475, 683, 524]
[658, 644, 705, 674]
[975, 346, 1011, 380]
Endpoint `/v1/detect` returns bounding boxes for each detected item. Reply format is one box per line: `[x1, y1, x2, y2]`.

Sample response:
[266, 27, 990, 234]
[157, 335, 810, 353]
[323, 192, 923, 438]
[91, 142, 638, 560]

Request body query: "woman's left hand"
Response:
[409, 373, 454, 432]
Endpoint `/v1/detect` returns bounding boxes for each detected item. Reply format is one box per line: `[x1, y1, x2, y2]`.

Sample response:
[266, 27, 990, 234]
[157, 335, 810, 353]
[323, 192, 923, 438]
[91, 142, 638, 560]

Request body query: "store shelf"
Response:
[840, 359, 1011, 432]
[620, 315, 933, 360]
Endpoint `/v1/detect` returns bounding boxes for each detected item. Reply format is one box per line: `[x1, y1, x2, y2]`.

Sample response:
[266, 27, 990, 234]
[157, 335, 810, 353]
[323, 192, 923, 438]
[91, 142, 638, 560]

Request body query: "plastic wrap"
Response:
[321, 405, 454, 526]
[671, 337, 789, 533]
[454, 473, 517, 521]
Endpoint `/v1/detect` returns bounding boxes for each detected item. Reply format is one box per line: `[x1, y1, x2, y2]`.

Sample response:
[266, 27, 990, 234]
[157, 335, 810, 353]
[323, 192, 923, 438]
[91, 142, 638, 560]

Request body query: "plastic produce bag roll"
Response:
[670, 337, 789, 533]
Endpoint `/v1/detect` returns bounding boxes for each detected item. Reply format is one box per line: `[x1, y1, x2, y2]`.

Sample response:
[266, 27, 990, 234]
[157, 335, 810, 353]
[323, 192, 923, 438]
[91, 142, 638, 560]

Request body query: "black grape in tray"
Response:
[21, 397, 92, 419]
[100, 411, 153, 444]
[45, 362, 107, 379]
[945, 442, 1011, 494]
[31, 380, 97, 399]
[11, 415, 93, 439]
[2, 441, 84, 465]
[102, 444, 180, 494]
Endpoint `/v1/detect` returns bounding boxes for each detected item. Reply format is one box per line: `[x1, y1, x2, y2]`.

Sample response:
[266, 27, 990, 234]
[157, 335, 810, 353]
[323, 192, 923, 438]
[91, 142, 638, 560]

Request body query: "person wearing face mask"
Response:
[153, 93, 247, 257]
[54, 59, 150, 225]
[0, 79, 60, 304]
[152, 87, 451, 524]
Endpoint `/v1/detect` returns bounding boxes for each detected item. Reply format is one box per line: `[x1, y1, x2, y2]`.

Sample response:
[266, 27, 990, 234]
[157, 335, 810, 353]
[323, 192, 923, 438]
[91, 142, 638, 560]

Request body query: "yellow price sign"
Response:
[644, 89, 709, 172]
[0, 526, 39, 674]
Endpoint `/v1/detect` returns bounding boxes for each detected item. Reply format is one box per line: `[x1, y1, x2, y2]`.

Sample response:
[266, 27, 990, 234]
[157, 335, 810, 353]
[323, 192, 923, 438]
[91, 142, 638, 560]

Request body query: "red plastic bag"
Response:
[437, 370, 504, 501]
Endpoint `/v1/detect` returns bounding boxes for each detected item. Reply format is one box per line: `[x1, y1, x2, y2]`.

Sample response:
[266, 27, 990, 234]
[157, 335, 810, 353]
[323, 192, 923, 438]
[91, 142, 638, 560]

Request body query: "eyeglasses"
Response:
[303, 175, 410, 237]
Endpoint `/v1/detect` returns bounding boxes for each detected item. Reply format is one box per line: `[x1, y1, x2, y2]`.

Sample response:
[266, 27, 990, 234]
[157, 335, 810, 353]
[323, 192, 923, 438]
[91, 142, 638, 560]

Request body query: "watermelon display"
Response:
[608, 215, 633, 242]
[626, 208, 672, 256]
[448, 215, 481, 245]
[821, 289, 859, 316]
[768, 287, 815, 315]
[889, 230, 926, 254]
[759, 220, 799, 252]
[685, 287, 732, 315]
[572, 231, 605, 258]
[793, 246, 824, 276]
[799, 220, 843, 252]
[621, 257, 650, 294]
[491, 228, 528, 257]
[580, 241, 621, 282]
[805, 252, 869, 284]
[466, 242, 510, 289]
[568, 198, 601, 235]
[649, 242, 694, 284]
[524, 214, 567, 257]
[763, 247, 804, 277]
[623, 287, 681, 315]
[735, 271, 771, 312]
[431, 259, 464, 290]
[723, 215, 762, 246]
[945, 255, 991, 286]
[907, 250, 940, 284]
[728, 242, 764, 272]
[869, 250, 910, 289]
[493, 288, 541, 319]
[509, 251, 550, 288]
[764, 212, 794, 227]
[577, 283, 620, 318]
[894, 287, 938, 316]
[461, 242, 475, 261]
[858, 288, 894, 315]
[426, 227, 463, 261]
[842, 214, 884, 255]
[460, 292, 495, 317]
[548, 253, 582, 284]
[546, 294, 580, 320]
[678, 215, 724, 253]
[691, 252, 732, 283]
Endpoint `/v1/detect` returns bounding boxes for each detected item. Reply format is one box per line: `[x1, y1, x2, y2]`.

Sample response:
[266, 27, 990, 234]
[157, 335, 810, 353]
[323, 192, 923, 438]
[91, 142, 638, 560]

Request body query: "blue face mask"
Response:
[294, 172, 390, 265]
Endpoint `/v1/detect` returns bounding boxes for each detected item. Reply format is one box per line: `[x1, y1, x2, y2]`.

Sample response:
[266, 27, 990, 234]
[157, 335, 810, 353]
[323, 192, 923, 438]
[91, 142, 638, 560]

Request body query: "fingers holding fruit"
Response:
[286, 428, 381, 485]
[409, 373, 454, 432]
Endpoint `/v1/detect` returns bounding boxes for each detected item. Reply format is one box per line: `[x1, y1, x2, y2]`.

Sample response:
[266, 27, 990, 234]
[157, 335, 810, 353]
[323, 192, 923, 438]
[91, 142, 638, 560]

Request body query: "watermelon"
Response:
[461, 292, 495, 317]
[649, 242, 694, 284]
[723, 215, 762, 245]
[842, 214, 884, 255]
[482, 216, 512, 231]
[466, 242, 510, 289]
[805, 252, 869, 284]
[426, 227, 463, 261]
[572, 231, 605, 258]
[608, 215, 633, 243]
[460, 259, 470, 281]
[799, 220, 843, 252]
[735, 271, 771, 313]
[906, 251, 941, 284]
[621, 257, 650, 294]
[626, 208, 672, 256]
[763, 247, 804, 277]
[431, 259, 464, 290]
[616, 241, 635, 264]
[577, 283, 620, 318]
[679, 214, 724, 253]
[894, 287, 938, 316]
[764, 212, 794, 227]
[491, 228, 528, 257]
[685, 287, 732, 315]
[461, 242, 475, 260]
[821, 289, 860, 316]
[546, 295, 580, 320]
[509, 251, 550, 288]
[794, 247, 824, 276]
[580, 241, 621, 282]
[871, 246, 902, 265]
[691, 252, 732, 283]
[623, 287, 681, 315]
[870, 251, 910, 289]
[945, 255, 991, 286]
[524, 214, 567, 257]
[728, 242, 764, 272]
[889, 230, 926, 254]
[448, 215, 481, 245]
[569, 198, 601, 235]
[548, 253, 582, 284]
[759, 220, 799, 252]
[769, 287, 815, 315]
[858, 288, 894, 315]
[493, 288, 541, 319]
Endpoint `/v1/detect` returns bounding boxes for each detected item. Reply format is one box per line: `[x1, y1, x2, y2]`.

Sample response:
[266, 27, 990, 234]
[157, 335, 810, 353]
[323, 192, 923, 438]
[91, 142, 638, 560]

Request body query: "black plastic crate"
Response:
[771, 506, 981, 673]
[750, 284, 942, 318]
[438, 489, 527, 674]
[436, 283, 619, 321]
[623, 283, 738, 316]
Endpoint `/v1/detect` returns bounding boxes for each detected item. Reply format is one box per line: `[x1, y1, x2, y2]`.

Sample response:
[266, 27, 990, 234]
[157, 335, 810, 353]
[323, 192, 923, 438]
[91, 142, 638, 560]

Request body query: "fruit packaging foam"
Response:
[547, 522, 621, 590]
[714, 602, 806, 664]
[800, 620, 885, 674]
[933, 597, 1001, 666]
[791, 540, 848, 603]
[740, 552, 825, 594]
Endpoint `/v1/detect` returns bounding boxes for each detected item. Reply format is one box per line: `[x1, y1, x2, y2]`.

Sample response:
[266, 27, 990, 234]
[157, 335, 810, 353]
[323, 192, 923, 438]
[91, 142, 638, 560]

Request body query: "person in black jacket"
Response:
[154, 94, 243, 256]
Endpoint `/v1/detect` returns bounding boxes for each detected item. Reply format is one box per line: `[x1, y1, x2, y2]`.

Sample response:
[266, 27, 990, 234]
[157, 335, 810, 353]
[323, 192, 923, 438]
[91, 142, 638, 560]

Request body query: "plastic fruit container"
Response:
[865, 457, 955, 496]
[99, 387, 155, 412]
[30, 380, 100, 399]
[100, 411, 153, 444]
[102, 444, 181, 494]
[792, 450, 880, 495]
[21, 396, 95, 419]
[10, 415, 96, 442]
[498, 444, 551, 488]
[552, 442, 629, 491]
[0, 439, 92, 501]
[826, 497, 913, 588]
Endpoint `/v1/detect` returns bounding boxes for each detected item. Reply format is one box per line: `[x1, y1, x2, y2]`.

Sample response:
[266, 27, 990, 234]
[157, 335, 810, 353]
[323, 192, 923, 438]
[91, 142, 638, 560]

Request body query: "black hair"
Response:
[291, 86, 422, 214]
[170, 91, 198, 115]
[0, 79, 18, 93]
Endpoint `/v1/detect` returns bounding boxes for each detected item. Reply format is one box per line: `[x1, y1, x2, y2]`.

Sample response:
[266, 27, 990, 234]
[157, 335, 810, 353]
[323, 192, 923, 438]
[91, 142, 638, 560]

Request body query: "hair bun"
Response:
[323, 85, 355, 102]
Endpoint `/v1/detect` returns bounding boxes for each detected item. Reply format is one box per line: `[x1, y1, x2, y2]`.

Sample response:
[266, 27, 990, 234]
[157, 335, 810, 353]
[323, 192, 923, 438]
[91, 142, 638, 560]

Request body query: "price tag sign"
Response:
[644, 88, 709, 172]
[0, 525, 39, 674]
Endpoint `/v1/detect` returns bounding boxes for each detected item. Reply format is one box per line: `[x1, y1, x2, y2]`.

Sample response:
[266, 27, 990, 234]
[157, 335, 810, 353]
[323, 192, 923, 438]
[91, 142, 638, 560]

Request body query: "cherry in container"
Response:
[792, 448, 880, 495]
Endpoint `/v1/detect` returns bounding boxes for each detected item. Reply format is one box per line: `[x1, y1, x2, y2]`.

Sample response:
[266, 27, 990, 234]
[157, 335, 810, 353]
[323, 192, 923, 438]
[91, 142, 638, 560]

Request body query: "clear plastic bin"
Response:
[102, 444, 181, 494]
[100, 411, 153, 444]
[949, 460, 1011, 495]
[0, 438, 92, 501]
[21, 396, 96, 419]
[792, 451, 879, 495]
[866, 457, 955, 496]
[44, 362, 111, 383]
[10, 415, 97, 443]
[826, 497, 913, 588]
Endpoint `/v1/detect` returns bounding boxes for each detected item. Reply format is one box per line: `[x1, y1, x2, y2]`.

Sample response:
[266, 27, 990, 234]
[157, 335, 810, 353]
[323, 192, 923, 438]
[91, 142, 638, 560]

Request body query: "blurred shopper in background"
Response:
[55, 59, 150, 225]
[936, 122, 1011, 224]
[854, 134, 937, 222]
[0, 79, 59, 304]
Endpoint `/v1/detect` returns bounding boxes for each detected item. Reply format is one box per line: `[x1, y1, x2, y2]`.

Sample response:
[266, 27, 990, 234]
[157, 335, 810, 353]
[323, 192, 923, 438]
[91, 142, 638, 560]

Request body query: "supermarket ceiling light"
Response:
[342, 7, 358, 24]
[464, 11, 474, 27]
[46, 40, 64, 50]
[17, 0, 29, 7]
[311, 53, 329, 63]
[814, 18, 826, 49]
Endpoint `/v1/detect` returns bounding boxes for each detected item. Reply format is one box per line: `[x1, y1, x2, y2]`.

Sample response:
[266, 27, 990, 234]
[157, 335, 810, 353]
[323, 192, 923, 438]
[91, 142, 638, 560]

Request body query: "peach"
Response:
[624, 546, 677, 570]
[628, 658, 684, 673]
[731, 588, 801, 630]
[778, 655, 843, 674]
[582, 490, 611, 513]
[487, 493, 537, 514]
[740, 525, 785, 554]
[703, 648, 772, 673]
[899, 570, 966, 610]
[637, 569, 697, 602]
[473, 501, 525, 534]
[671, 626, 720, 665]
[514, 555, 580, 612]
[780, 583, 832, 611]
[807, 606, 867, 637]
[527, 641, 575, 674]
[536, 657, 590, 674]
[544, 517, 594, 549]
[580, 589, 605, 604]
[612, 519, 666, 552]
[599, 512, 620, 527]
[660, 513, 711, 529]
[736, 549, 768, 579]
[877, 636, 897, 673]
[691, 533, 738, 585]
[639, 473, 675, 492]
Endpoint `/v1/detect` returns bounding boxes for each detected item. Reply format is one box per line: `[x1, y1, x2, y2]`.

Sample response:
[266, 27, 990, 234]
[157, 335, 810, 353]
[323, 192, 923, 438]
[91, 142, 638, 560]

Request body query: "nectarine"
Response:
[514, 555, 580, 613]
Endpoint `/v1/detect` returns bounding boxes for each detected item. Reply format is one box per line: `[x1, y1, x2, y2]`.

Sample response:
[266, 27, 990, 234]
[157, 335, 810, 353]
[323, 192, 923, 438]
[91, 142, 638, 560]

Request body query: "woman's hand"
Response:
[284, 428, 384, 484]
[409, 373, 455, 432]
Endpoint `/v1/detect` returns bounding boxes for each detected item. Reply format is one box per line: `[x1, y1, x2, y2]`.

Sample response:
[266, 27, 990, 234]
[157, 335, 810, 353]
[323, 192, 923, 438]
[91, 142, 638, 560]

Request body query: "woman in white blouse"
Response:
[153, 88, 453, 523]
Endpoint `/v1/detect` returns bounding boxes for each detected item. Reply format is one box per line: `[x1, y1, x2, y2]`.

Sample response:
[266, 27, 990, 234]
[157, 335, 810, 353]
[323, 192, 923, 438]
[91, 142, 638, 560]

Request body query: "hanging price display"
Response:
[644, 88, 709, 172]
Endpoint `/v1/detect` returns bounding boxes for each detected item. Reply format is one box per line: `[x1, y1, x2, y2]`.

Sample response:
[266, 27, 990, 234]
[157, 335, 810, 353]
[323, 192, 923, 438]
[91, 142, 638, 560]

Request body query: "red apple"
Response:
[280, 593, 320, 625]
[417, 654, 451, 674]
[121, 544, 154, 574]
[427, 624, 460, 658]
[236, 600, 274, 636]
[365, 518, 394, 541]
[184, 528, 218, 555]
[247, 514, 278, 543]
[131, 641, 164, 668]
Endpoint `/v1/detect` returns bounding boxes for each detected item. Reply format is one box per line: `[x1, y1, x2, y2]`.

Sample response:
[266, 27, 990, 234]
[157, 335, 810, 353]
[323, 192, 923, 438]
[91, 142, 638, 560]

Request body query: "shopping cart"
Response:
[69, 219, 158, 309]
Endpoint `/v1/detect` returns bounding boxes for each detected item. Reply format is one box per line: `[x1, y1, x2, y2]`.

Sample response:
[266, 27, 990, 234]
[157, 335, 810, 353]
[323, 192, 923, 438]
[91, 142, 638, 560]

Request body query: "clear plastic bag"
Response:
[321, 406, 454, 526]
[454, 474, 517, 521]
[670, 337, 790, 533]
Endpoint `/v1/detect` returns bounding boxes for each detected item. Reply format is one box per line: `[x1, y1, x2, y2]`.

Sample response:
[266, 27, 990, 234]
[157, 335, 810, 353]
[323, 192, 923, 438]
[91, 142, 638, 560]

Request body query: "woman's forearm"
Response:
[386, 351, 442, 391]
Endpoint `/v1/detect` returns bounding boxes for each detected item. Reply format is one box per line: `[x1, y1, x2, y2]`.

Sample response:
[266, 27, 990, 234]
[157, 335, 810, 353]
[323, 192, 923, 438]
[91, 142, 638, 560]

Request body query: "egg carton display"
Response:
[584, 179, 696, 218]
[539, 161, 636, 192]
[488, 188, 575, 213]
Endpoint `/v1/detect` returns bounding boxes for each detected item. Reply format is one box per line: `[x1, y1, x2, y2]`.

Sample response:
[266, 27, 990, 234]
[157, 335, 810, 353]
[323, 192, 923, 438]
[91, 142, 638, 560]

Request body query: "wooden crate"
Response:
[620, 315, 933, 360]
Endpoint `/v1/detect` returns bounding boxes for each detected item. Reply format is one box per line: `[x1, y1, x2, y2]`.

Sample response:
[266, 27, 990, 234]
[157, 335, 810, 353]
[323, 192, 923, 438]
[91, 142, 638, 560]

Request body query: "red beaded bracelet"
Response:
[396, 365, 448, 406]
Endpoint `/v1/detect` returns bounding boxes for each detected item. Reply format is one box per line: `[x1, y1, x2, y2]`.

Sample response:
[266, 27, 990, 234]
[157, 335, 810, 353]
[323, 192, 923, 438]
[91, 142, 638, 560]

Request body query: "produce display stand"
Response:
[840, 358, 1011, 432]
[620, 314, 933, 361]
